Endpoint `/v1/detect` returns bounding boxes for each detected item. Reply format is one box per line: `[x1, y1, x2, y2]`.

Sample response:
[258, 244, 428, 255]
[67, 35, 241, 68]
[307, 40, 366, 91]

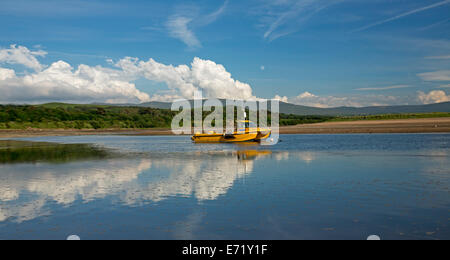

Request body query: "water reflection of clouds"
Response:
[275, 152, 289, 161]
[297, 152, 315, 164]
[0, 160, 151, 222]
[418, 150, 450, 186]
[1, 145, 449, 240]
[173, 211, 205, 240]
[4, 148, 447, 224]
[421, 150, 448, 163]
[0, 150, 275, 223]
[149, 157, 251, 201]
[274, 151, 316, 164]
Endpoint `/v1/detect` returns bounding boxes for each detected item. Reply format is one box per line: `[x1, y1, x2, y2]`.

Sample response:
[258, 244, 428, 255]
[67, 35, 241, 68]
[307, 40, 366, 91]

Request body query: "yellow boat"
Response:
[191, 120, 271, 143]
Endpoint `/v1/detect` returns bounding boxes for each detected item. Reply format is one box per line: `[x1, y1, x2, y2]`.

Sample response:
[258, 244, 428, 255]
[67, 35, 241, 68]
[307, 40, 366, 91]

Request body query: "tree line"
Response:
[0, 104, 332, 129]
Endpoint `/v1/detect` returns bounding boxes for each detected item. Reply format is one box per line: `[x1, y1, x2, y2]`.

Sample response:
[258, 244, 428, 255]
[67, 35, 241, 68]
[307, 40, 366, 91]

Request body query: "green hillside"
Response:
[0, 103, 449, 130]
[0, 104, 330, 129]
[0, 104, 176, 129]
[140, 100, 450, 116]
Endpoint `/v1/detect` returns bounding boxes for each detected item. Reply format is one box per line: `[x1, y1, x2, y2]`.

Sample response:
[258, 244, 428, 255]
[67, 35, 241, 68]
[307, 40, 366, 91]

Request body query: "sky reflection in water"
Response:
[0, 134, 449, 240]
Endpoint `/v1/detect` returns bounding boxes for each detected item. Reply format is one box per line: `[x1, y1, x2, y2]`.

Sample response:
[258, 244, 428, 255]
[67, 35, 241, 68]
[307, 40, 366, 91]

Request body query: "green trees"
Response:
[0, 104, 177, 129]
[279, 114, 333, 126]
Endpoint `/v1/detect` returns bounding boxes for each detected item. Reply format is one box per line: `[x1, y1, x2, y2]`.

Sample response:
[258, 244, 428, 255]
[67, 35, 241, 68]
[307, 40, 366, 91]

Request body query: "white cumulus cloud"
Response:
[297, 91, 318, 99]
[289, 92, 357, 108]
[0, 45, 255, 104]
[273, 95, 288, 103]
[0, 68, 16, 81]
[277, 90, 450, 108]
[418, 90, 450, 104]
[0, 60, 151, 104]
[276, 92, 410, 108]
[0, 44, 47, 71]
[115, 56, 255, 101]
[0, 45, 151, 104]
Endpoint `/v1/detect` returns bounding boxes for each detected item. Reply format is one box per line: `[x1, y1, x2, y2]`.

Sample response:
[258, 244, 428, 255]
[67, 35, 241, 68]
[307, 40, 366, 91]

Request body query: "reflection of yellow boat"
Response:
[192, 121, 271, 143]
[236, 150, 272, 161]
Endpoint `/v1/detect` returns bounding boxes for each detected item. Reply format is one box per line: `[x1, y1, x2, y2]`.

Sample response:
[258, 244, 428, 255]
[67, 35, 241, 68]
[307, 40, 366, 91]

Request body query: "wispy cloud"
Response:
[352, 0, 450, 33]
[418, 18, 450, 31]
[166, 16, 202, 49]
[425, 55, 450, 60]
[197, 0, 228, 26]
[418, 70, 450, 81]
[261, 0, 341, 41]
[356, 85, 411, 91]
[140, 26, 163, 32]
[166, 1, 228, 49]
[0, 0, 125, 17]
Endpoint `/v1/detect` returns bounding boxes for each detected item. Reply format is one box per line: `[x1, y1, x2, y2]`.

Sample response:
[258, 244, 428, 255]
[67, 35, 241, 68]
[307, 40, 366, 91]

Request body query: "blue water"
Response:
[0, 134, 449, 240]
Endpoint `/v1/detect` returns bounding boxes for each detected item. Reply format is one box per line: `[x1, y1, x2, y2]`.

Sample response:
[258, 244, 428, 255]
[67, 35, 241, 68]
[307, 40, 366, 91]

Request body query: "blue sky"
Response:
[0, 0, 449, 107]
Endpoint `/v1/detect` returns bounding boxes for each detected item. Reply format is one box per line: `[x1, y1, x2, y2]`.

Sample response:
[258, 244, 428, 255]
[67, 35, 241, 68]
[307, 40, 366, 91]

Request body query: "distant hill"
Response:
[93, 101, 173, 110]
[138, 101, 173, 110]
[138, 100, 450, 116]
[279, 101, 450, 116]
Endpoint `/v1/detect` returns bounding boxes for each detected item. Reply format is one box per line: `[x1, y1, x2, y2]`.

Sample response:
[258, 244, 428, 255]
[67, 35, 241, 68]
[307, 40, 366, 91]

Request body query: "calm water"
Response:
[0, 134, 449, 240]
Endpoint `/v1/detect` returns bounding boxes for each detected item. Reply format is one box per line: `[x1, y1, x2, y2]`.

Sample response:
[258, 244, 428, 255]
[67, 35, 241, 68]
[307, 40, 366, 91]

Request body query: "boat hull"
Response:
[255, 131, 271, 141]
[192, 132, 259, 143]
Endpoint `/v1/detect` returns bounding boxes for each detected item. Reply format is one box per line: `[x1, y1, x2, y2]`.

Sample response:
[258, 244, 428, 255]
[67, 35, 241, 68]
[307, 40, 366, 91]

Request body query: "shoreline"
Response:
[280, 117, 450, 134]
[0, 117, 449, 138]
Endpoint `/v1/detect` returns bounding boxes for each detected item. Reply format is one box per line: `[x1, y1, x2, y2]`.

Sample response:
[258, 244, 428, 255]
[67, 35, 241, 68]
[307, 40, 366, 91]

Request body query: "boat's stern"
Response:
[255, 128, 271, 141]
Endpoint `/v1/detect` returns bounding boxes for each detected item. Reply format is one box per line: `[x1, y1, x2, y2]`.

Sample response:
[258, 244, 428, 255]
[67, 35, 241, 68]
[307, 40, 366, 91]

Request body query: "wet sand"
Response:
[0, 118, 449, 138]
[280, 117, 450, 134]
